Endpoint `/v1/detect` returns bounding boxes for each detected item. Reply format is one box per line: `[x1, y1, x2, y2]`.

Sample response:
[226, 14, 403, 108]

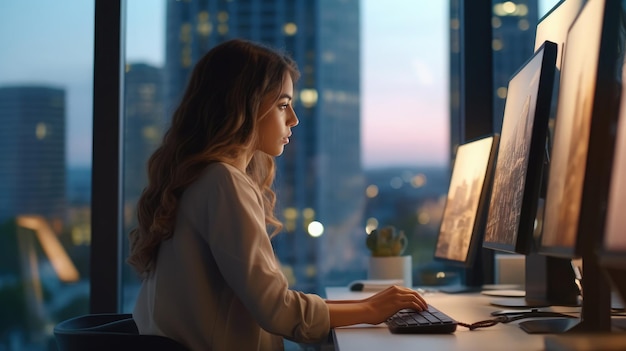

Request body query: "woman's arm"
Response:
[326, 285, 428, 327]
[325, 299, 362, 304]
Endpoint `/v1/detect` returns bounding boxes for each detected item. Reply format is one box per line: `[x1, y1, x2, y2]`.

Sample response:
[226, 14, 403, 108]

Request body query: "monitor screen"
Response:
[483, 42, 557, 255]
[539, 0, 623, 258]
[434, 134, 499, 267]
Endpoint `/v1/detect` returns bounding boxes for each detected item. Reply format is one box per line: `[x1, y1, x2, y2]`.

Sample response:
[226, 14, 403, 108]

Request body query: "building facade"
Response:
[0, 86, 66, 225]
[123, 63, 166, 230]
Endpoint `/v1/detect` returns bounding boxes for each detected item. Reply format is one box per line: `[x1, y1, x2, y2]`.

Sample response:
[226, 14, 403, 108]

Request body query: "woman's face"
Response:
[256, 73, 299, 156]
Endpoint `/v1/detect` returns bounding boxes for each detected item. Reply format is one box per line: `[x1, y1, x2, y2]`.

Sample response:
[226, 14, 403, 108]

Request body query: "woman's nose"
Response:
[289, 109, 299, 127]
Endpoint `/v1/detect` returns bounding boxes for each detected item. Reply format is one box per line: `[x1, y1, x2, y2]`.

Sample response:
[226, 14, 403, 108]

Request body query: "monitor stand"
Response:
[488, 253, 580, 309]
[518, 254, 611, 334]
[440, 247, 494, 294]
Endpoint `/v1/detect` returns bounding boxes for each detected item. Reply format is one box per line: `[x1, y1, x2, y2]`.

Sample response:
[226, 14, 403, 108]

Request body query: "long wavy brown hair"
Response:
[127, 39, 300, 276]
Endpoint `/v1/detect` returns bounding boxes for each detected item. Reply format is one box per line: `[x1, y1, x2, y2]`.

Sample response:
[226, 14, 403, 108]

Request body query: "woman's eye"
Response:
[279, 104, 289, 110]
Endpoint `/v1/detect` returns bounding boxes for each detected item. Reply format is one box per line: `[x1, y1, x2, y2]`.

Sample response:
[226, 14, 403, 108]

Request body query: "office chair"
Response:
[53, 313, 188, 351]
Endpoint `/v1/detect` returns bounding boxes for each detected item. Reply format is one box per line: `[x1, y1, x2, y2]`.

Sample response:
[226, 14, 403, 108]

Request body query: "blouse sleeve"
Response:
[203, 165, 330, 343]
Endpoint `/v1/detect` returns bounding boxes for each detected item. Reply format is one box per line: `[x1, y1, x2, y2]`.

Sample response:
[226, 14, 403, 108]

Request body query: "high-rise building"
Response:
[123, 63, 166, 231]
[492, 0, 539, 132]
[449, 0, 539, 146]
[0, 86, 66, 224]
[164, 0, 362, 292]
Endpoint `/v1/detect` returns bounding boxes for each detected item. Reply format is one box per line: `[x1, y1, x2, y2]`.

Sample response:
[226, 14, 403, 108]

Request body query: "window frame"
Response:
[91, 0, 124, 313]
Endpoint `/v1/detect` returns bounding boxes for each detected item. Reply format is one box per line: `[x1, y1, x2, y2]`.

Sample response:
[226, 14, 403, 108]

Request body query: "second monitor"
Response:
[433, 134, 499, 284]
[483, 41, 557, 255]
[482, 40, 580, 308]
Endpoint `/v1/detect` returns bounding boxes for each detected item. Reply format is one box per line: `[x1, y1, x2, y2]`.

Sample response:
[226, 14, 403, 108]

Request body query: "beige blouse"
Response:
[133, 162, 330, 351]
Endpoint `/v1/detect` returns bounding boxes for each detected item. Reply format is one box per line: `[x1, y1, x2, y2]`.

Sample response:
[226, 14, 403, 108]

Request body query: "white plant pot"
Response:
[367, 255, 412, 288]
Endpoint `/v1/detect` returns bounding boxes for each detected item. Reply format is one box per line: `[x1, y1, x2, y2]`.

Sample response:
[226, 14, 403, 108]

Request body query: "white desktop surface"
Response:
[326, 286, 570, 351]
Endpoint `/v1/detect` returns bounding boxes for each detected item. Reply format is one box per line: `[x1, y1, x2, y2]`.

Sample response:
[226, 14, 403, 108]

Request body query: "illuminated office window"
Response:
[0, 1, 94, 349]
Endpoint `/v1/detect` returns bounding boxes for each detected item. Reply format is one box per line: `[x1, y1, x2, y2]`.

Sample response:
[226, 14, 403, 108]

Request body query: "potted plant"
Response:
[366, 226, 412, 287]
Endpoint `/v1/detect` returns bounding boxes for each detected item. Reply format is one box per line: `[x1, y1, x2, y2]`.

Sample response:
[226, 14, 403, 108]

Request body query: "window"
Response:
[0, 1, 94, 349]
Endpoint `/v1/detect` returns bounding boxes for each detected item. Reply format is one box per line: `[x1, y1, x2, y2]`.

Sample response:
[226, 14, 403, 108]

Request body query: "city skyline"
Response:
[0, 0, 559, 168]
[125, 0, 452, 168]
[0, 0, 451, 169]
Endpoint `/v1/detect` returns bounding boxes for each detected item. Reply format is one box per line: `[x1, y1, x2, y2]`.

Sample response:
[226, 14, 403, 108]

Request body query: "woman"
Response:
[128, 39, 427, 351]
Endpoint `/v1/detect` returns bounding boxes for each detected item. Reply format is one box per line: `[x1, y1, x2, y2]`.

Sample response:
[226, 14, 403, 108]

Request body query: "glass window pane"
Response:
[122, 0, 449, 311]
[122, 0, 166, 312]
[0, 1, 94, 349]
[361, 1, 450, 288]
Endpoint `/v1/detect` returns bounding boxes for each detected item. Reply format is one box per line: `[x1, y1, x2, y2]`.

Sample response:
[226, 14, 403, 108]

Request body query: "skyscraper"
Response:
[492, 0, 539, 132]
[0, 86, 66, 225]
[123, 63, 166, 230]
[449, 0, 539, 142]
[164, 0, 362, 292]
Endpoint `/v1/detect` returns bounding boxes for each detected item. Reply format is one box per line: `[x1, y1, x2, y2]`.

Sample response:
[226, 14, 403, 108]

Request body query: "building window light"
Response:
[493, 2, 528, 17]
[518, 19, 529, 31]
[492, 17, 502, 28]
[300, 89, 318, 108]
[492, 38, 504, 51]
[36, 122, 47, 140]
[307, 221, 324, 237]
[283, 22, 297, 36]
[218, 23, 229, 35]
[497, 86, 508, 99]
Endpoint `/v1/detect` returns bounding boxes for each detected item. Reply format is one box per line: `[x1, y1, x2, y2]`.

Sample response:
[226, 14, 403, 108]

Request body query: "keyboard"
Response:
[385, 305, 457, 334]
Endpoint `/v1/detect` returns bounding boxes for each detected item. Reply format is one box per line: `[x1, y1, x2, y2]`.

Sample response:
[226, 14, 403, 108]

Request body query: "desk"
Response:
[326, 287, 576, 351]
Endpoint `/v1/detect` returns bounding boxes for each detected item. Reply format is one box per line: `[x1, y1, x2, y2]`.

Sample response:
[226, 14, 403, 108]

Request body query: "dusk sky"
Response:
[0, 0, 558, 168]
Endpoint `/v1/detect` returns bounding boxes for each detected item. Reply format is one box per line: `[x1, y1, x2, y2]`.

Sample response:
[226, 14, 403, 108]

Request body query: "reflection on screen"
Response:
[484, 95, 532, 247]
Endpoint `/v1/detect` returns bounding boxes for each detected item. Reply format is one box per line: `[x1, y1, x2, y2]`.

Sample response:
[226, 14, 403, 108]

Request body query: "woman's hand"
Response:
[360, 285, 428, 325]
[327, 285, 428, 327]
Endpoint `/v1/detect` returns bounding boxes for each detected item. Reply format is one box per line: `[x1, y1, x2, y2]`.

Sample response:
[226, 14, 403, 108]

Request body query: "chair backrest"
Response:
[54, 313, 188, 351]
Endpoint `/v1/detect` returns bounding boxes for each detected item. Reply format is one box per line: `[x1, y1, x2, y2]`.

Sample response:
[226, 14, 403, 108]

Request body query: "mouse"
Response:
[349, 282, 364, 292]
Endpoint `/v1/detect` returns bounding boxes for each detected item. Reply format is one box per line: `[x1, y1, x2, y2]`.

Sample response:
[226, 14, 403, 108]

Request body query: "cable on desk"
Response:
[456, 315, 514, 330]
[456, 309, 577, 331]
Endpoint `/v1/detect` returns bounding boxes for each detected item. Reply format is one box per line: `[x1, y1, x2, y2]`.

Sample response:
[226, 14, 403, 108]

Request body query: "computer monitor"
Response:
[480, 40, 579, 309]
[483, 41, 557, 256]
[534, 0, 584, 71]
[534, 0, 585, 154]
[539, 0, 621, 260]
[527, 0, 625, 334]
[434, 135, 499, 271]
